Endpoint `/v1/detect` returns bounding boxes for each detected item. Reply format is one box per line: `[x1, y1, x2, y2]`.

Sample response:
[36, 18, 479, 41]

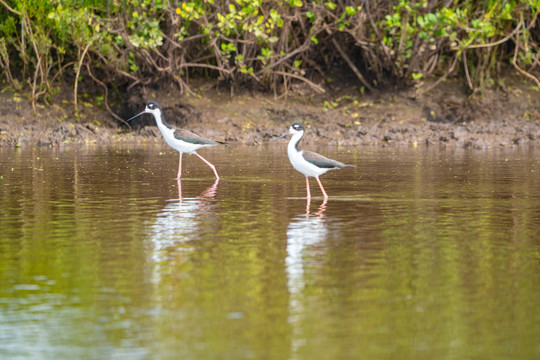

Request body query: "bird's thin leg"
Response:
[176, 153, 183, 180]
[315, 176, 329, 200]
[305, 176, 311, 199]
[177, 178, 182, 202]
[194, 152, 220, 179]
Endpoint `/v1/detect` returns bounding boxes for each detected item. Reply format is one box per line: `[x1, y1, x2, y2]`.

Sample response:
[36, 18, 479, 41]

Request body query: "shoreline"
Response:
[1, 76, 539, 149]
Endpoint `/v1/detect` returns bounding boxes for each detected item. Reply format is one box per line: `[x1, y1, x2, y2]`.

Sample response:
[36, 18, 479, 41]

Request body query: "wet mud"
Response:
[1, 76, 539, 148]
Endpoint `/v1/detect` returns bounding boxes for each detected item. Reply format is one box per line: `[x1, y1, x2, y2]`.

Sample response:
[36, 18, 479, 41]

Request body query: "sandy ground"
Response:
[1, 74, 539, 149]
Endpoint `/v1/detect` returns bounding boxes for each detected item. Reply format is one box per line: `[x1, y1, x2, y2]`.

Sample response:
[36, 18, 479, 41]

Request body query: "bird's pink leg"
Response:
[176, 153, 183, 180]
[194, 152, 220, 179]
[315, 176, 329, 200]
[305, 176, 311, 199]
[177, 178, 182, 202]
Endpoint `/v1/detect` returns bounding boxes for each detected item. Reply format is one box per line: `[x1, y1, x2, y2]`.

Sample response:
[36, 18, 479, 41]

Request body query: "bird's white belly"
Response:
[158, 125, 200, 153]
[288, 148, 329, 177]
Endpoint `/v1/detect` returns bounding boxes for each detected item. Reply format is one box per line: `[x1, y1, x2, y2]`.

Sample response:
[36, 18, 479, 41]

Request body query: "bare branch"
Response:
[274, 70, 325, 94]
[513, 34, 540, 88]
[0, 0, 21, 15]
[417, 54, 459, 96]
[85, 62, 127, 125]
[74, 41, 93, 111]
[330, 36, 374, 92]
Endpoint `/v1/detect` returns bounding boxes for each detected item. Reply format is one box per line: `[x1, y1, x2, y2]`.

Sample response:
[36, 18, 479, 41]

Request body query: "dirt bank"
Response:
[1, 74, 539, 149]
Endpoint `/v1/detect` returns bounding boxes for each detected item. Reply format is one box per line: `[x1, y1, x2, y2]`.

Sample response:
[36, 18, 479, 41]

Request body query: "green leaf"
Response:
[325, 2, 337, 10]
[221, 42, 236, 53]
[345, 6, 357, 16]
[417, 15, 425, 28]
[289, 0, 303, 7]
[426, 13, 437, 24]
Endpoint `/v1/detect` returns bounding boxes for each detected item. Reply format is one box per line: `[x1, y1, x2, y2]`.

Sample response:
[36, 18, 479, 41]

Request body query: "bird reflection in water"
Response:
[305, 197, 327, 217]
[149, 179, 219, 282]
[176, 178, 219, 203]
[286, 197, 330, 355]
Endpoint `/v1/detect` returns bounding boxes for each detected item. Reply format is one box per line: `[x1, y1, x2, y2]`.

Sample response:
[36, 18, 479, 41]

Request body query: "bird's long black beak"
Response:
[271, 131, 289, 142]
[127, 110, 147, 122]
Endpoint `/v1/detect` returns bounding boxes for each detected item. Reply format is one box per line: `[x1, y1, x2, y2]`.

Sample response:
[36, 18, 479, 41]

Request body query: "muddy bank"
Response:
[1, 76, 539, 148]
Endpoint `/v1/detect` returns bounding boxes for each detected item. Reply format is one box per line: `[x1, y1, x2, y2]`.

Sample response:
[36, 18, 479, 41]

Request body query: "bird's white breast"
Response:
[156, 121, 201, 153]
[287, 142, 329, 178]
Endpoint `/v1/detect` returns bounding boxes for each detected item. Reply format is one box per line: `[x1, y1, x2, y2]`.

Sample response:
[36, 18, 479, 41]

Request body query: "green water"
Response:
[1, 145, 539, 359]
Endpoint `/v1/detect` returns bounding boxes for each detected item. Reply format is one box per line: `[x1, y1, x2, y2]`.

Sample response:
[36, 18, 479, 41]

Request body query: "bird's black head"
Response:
[290, 122, 305, 132]
[127, 101, 163, 122]
[146, 101, 161, 111]
[271, 121, 306, 142]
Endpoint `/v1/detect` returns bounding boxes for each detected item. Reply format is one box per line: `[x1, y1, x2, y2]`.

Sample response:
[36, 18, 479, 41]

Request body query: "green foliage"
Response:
[0, 0, 539, 107]
[373, 0, 539, 88]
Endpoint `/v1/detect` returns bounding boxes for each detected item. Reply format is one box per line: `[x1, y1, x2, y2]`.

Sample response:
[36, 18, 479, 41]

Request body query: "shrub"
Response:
[0, 0, 538, 113]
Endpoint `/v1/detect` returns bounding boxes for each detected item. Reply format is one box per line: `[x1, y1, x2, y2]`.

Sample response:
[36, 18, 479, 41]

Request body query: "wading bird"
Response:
[273, 122, 353, 200]
[128, 101, 224, 179]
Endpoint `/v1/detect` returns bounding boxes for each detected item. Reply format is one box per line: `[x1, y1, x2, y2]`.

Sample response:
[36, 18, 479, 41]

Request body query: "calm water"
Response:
[1, 144, 539, 359]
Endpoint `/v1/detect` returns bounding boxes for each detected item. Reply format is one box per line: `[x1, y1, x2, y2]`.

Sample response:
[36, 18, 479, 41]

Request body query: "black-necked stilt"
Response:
[273, 122, 353, 200]
[128, 101, 224, 179]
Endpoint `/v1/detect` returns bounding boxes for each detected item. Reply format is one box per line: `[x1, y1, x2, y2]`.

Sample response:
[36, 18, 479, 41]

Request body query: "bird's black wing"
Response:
[173, 129, 224, 145]
[302, 150, 352, 169]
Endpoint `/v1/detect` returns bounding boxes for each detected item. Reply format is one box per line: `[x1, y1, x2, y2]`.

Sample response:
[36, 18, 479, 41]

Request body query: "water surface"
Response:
[1, 144, 539, 359]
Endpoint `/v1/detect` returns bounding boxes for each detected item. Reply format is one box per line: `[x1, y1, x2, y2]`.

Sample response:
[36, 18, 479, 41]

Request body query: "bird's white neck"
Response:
[152, 111, 172, 133]
[152, 111, 162, 125]
[288, 131, 304, 154]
